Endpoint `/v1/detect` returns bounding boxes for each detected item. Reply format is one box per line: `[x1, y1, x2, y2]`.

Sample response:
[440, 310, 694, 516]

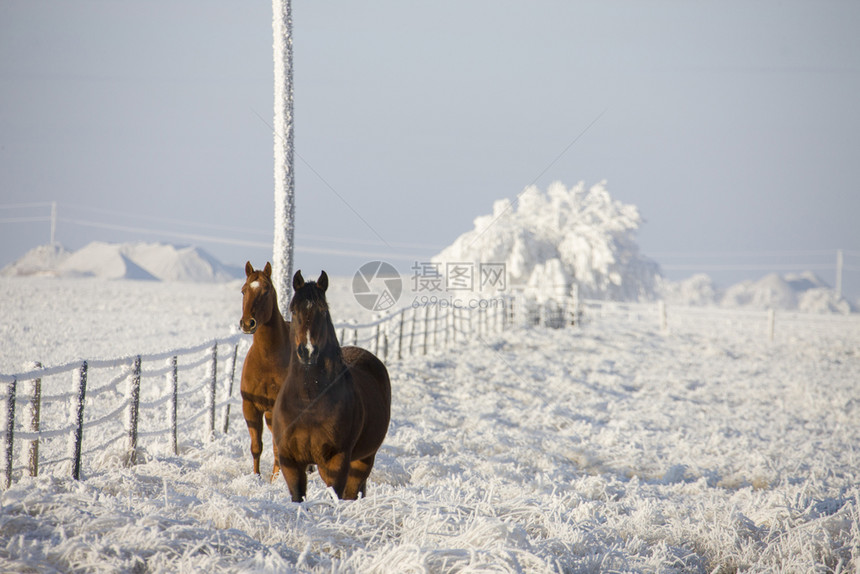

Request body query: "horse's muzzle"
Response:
[240, 317, 257, 334]
[296, 344, 318, 366]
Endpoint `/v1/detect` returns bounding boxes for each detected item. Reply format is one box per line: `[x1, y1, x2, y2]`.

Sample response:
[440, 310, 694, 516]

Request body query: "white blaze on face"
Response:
[250, 281, 260, 290]
[305, 329, 315, 358]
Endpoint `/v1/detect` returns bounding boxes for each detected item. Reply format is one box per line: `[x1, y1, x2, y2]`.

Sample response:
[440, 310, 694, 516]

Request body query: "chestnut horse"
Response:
[272, 270, 391, 501]
[239, 262, 292, 480]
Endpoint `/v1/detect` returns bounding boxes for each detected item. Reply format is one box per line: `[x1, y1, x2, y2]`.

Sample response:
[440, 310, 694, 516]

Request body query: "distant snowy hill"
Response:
[1, 242, 243, 283]
[660, 272, 854, 314]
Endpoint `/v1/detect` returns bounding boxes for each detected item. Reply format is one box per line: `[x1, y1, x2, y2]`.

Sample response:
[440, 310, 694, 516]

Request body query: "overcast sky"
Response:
[1, 1, 859, 297]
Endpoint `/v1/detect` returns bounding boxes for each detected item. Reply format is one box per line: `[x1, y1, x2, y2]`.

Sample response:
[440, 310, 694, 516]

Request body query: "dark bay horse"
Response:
[272, 270, 391, 501]
[239, 262, 292, 480]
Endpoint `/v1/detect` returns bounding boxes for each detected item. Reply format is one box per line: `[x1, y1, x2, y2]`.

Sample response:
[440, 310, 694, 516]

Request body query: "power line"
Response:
[0, 202, 54, 210]
[662, 263, 837, 272]
[63, 203, 271, 237]
[2, 201, 856, 271]
[650, 249, 840, 258]
[58, 217, 425, 262]
[0, 217, 51, 224]
[1, 201, 441, 254]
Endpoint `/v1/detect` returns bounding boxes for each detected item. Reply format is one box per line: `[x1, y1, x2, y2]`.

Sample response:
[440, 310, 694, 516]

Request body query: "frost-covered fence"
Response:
[15, 293, 851, 489]
[503, 288, 581, 329]
[333, 298, 513, 362]
[1, 335, 246, 487]
[1, 299, 516, 489]
[578, 298, 860, 341]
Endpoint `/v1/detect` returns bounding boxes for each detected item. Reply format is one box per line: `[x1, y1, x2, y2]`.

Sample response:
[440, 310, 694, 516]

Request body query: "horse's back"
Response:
[342, 346, 390, 396]
[342, 346, 391, 455]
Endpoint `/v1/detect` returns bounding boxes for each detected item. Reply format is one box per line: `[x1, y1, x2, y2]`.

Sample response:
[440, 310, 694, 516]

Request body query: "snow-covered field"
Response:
[2, 276, 860, 572]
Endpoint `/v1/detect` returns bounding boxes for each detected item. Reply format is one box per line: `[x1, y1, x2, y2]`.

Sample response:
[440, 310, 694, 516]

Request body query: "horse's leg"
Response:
[344, 454, 375, 500]
[242, 401, 264, 475]
[318, 451, 350, 499]
[279, 457, 308, 503]
[264, 411, 280, 482]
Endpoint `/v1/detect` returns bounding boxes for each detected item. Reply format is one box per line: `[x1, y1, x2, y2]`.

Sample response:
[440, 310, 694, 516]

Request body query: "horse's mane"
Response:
[289, 281, 329, 315]
[290, 282, 341, 363]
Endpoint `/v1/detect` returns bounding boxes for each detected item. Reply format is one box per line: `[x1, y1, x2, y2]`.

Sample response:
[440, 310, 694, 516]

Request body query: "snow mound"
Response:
[2, 242, 242, 283]
[57, 242, 159, 281]
[120, 243, 240, 283]
[433, 181, 661, 301]
[0, 243, 72, 277]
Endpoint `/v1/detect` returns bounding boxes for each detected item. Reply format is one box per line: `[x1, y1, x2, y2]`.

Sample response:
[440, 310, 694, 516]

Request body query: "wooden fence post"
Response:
[433, 305, 439, 348]
[768, 309, 775, 342]
[374, 323, 381, 356]
[170, 356, 179, 455]
[397, 310, 405, 360]
[423, 305, 430, 356]
[207, 344, 218, 441]
[383, 333, 389, 362]
[71, 361, 88, 480]
[409, 307, 417, 356]
[28, 363, 42, 477]
[4, 377, 16, 488]
[468, 306, 473, 336]
[223, 343, 239, 435]
[480, 307, 486, 338]
[127, 356, 141, 465]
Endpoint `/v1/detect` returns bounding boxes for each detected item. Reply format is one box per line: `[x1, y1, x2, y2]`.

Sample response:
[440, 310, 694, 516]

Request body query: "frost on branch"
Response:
[433, 181, 661, 301]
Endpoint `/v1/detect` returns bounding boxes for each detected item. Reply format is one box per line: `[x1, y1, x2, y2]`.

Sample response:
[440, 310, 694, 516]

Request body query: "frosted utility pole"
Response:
[836, 249, 844, 299]
[50, 202, 57, 245]
[272, 0, 295, 317]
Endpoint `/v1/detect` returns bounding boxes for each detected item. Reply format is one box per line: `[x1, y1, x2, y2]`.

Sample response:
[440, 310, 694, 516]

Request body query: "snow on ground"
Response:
[1, 277, 859, 572]
[0, 277, 244, 373]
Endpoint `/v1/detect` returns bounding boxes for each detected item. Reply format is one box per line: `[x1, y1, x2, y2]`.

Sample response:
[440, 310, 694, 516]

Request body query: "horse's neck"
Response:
[289, 342, 347, 398]
[253, 308, 289, 353]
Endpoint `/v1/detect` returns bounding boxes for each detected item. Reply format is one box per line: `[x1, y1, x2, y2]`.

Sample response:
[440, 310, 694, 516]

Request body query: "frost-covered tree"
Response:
[272, 0, 295, 317]
[433, 181, 661, 301]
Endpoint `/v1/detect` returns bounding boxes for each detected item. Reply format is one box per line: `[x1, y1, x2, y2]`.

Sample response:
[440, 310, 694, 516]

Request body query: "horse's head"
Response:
[289, 270, 334, 367]
[240, 261, 278, 334]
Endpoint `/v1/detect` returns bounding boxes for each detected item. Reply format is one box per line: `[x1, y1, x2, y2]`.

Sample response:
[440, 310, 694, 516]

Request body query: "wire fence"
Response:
[3, 291, 859, 489]
[0, 299, 513, 489]
[575, 297, 860, 343]
[1, 336, 246, 488]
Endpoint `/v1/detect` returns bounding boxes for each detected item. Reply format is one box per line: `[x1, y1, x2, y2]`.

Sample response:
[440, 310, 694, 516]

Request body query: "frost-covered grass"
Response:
[1, 278, 859, 572]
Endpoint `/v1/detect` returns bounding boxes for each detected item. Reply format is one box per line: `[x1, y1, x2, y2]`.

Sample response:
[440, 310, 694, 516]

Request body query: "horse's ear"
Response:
[263, 262, 272, 277]
[245, 261, 254, 277]
[293, 270, 305, 291]
[318, 271, 328, 292]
